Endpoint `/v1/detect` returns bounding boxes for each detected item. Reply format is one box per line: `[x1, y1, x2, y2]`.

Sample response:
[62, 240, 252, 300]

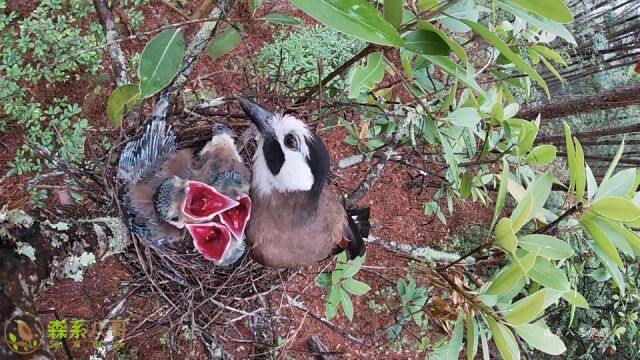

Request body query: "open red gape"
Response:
[220, 195, 252, 240]
[187, 222, 231, 262]
[182, 181, 238, 221]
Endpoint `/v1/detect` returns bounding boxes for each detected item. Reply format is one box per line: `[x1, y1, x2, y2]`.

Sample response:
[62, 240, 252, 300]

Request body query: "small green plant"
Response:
[315, 253, 370, 321]
[120, 0, 150, 29]
[256, 25, 365, 94]
[341, 116, 395, 155]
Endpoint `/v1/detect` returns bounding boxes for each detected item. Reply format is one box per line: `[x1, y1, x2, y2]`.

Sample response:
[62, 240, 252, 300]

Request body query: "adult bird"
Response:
[238, 98, 369, 268]
[117, 93, 244, 267]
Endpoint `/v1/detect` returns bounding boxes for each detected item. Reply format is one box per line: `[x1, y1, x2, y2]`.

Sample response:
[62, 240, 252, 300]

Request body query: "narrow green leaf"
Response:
[485, 251, 536, 295]
[138, 29, 186, 98]
[249, 0, 263, 14]
[418, 21, 468, 63]
[563, 122, 576, 194]
[539, 55, 563, 83]
[348, 52, 385, 98]
[514, 320, 567, 355]
[528, 256, 570, 292]
[460, 20, 549, 97]
[526, 145, 556, 166]
[504, 289, 547, 325]
[496, 218, 517, 253]
[601, 138, 625, 186]
[466, 310, 478, 360]
[531, 45, 566, 64]
[586, 164, 598, 202]
[589, 196, 640, 222]
[106, 84, 140, 125]
[259, 13, 302, 26]
[581, 216, 624, 268]
[402, 30, 450, 56]
[496, 0, 576, 44]
[424, 55, 488, 100]
[289, 0, 403, 46]
[437, 0, 479, 33]
[561, 289, 589, 309]
[341, 288, 354, 321]
[509, 0, 573, 23]
[480, 329, 490, 360]
[445, 313, 464, 360]
[208, 26, 242, 60]
[518, 234, 574, 260]
[591, 216, 635, 258]
[510, 192, 533, 232]
[491, 159, 510, 230]
[460, 171, 472, 200]
[591, 243, 626, 296]
[342, 278, 371, 295]
[342, 255, 366, 278]
[487, 316, 521, 360]
[383, 0, 403, 28]
[574, 138, 586, 201]
[595, 168, 637, 200]
[400, 51, 413, 79]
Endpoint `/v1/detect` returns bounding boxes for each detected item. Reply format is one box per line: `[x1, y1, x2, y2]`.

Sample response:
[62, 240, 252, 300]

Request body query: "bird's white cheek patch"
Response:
[274, 155, 314, 192]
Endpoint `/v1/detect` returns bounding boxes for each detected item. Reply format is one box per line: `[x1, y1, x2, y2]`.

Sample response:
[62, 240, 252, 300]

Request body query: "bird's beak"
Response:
[238, 97, 275, 134]
[182, 181, 239, 221]
[187, 222, 231, 262]
[220, 195, 251, 241]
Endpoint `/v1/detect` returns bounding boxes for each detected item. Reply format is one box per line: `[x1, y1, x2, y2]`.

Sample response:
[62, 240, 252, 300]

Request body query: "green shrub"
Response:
[256, 24, 365, 94]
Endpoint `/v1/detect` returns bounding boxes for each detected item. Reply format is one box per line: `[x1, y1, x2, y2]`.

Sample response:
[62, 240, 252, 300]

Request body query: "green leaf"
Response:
[574, 138, 586, 201]
[348, 52, 385, 98]
[249, 0, 263, 14]
[341, 288, 354, 321]
[460, 20, 549, 97]
[531, 45, 566, 65]
[563, 122, 576, 194]
[417, 21, 468, 63]
[504, 289, 547, 325]
[496, 218, 517, 253]
[601, 138, 626, 186]
[491, 159, 510, 230]
[400, 51, 413, 78]
[591, 243, 626, 296]
[496, 0, 576, 44]
[445, 313, 464, 360]
[466, 310, 478, 360]
[383, 0, 403, 28]
[289, 0, 403, 47]
[460, 171, 472, 200]
[528, 256, 570, 292]
[581, 216, 624, 268]
[510, 191, 532, 232]
[518, 234, 574, 260]
[342, 278, 371, 295]
[208, 26, 242, 60]
[424, 55, 488, 100]
[514, 320, 566, 355]
[402, 30, 450, 56]
[485, 251, 536, 295]
[526, 145, 556, 165]
[326, 285, 341, 319]
[138, 29, 185, 98]
[595, 168, 637, 200]
[259, 13, 302, 26]
[487, 315, 520, 360]
[9, 332, 17, 342]
[509, 0, 573, 23]
[589, 196, 640, 222]
[447, 107, 481, 128]
[562, 289, 589, 309]
[590, 216, 635, 258]
[586, 164, 598, 201]
[315, 273, 331, 288]
[106, 84, 140, 125]
[342, 255, 366, 278]
[437, 0, 479, 33]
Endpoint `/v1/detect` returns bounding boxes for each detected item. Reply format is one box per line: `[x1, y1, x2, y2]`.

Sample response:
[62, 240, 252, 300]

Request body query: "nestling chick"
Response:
[238, 98, 369, 268]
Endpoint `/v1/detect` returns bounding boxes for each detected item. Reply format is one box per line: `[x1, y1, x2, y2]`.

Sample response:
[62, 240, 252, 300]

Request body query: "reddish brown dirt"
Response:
[0, 1, 496, 359]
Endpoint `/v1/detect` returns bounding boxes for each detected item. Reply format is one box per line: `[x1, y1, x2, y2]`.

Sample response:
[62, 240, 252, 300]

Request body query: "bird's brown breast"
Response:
[247, 189, 347, 268]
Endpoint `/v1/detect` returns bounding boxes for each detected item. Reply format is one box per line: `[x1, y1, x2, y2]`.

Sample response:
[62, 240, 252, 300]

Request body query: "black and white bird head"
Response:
[238, 98, 330, 200]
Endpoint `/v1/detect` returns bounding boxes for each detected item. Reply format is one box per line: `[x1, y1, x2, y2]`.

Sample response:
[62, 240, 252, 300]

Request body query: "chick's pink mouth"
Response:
[182, 181, 238, 220]
[187, 223, 231, 261]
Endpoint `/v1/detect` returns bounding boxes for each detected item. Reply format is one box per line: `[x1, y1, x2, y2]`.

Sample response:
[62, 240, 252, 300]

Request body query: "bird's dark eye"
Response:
[170, 216, 179, 222]
[284, 133, 299, 151]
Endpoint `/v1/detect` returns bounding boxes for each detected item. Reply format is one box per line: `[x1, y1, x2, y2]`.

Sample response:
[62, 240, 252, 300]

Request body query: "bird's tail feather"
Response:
[347, 207, 370, 238]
